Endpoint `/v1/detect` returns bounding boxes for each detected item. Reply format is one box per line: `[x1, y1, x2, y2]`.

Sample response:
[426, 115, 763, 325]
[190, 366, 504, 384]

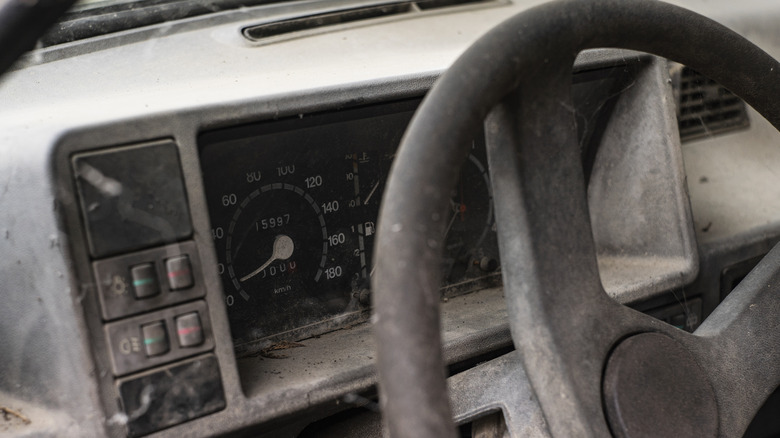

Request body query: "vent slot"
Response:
[674, 65, 750, 142]
[243, 0, 499, 41]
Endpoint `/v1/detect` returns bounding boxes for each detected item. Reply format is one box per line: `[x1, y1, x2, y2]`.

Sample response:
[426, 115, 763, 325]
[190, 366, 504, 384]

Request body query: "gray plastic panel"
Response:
[117, 354, 226, 437]
[589, 58, 699, 303]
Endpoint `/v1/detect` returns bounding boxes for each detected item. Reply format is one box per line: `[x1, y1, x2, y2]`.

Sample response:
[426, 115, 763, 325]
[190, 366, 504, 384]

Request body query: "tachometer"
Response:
[442, 151, 497, 283]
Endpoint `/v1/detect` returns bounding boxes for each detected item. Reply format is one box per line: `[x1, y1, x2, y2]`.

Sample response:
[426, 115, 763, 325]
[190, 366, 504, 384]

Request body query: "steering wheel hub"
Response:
[603, 333, 718, 438]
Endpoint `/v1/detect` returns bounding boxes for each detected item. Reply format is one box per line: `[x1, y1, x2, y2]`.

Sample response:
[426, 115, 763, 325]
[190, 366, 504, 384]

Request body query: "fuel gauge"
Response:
[344, 151, 391, 289]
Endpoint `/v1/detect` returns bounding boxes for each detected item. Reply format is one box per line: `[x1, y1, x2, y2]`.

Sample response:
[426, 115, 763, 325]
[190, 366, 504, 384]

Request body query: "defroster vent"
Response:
[243, 0, 503, 42]
[673, 65, 750, 142]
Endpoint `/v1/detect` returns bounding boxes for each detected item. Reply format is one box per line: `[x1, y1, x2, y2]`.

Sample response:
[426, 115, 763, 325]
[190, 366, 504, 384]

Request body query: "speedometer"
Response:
[203, 146, 375, 343]
[226, 183, 328, 303]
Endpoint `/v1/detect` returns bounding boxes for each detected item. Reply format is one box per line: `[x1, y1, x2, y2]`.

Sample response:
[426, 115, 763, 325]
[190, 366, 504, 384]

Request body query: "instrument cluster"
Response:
[200, 99, 499, 349]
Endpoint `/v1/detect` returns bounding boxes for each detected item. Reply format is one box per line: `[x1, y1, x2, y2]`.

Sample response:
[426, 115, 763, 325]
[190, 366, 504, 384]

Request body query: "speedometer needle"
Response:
[240, 234, 294, 282]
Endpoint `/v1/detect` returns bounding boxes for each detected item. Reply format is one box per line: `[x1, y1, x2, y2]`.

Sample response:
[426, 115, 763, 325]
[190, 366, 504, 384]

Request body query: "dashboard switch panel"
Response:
[93, 241, 205, 321]
[72, 140, 193, 258]
[105, 300, 214, 376]
[118, 354, 225, 437]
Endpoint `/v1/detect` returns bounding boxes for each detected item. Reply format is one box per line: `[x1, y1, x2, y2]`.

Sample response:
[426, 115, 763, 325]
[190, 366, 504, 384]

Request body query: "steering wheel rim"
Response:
[372, 1, 780, 437]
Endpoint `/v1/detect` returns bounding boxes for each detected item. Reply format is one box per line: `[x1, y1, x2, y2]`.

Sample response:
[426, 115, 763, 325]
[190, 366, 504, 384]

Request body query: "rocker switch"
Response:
[166, 255, 193, 290]
[176, 312, 204, 347]
[142, 321, 169, 357]
[131, 263, 159, 299]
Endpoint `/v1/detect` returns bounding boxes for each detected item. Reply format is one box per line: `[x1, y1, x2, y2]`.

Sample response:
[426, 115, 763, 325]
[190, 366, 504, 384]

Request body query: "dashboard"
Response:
[1, 0, 780, 437]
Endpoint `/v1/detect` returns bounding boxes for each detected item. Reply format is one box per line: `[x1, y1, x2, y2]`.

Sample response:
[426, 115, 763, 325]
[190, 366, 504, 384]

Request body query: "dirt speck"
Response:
[259, 341, 305, 359]
[1, 406, 31, 425]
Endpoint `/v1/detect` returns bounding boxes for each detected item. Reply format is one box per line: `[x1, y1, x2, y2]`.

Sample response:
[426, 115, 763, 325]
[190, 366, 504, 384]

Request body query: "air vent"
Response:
[243, 0, 501, 42]
[673, 65, 750, 142]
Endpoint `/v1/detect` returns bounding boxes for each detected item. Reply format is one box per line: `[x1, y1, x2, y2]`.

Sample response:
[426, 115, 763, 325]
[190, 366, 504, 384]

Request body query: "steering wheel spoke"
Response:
[684, 244, 780, 436]
[485, 81, 627, 436]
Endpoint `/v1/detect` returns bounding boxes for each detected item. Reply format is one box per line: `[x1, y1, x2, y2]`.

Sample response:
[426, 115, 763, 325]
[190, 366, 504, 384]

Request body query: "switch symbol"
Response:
[111, 275, 128, 296]
[119, 336, 141, 355]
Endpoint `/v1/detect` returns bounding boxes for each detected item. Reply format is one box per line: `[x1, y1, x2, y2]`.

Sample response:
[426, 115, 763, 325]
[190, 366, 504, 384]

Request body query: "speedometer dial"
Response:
[211, 156, 363, 343]
[226, 183, 327, 304]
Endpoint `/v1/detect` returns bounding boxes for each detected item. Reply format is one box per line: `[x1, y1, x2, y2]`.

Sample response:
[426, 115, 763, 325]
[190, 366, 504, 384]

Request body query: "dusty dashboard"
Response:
[51, 53, 690, 438]
[4, 0, 780, 434]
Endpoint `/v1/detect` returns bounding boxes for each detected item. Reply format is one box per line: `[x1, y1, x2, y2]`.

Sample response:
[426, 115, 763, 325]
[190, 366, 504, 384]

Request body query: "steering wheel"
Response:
[372, 0, 780, 436]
